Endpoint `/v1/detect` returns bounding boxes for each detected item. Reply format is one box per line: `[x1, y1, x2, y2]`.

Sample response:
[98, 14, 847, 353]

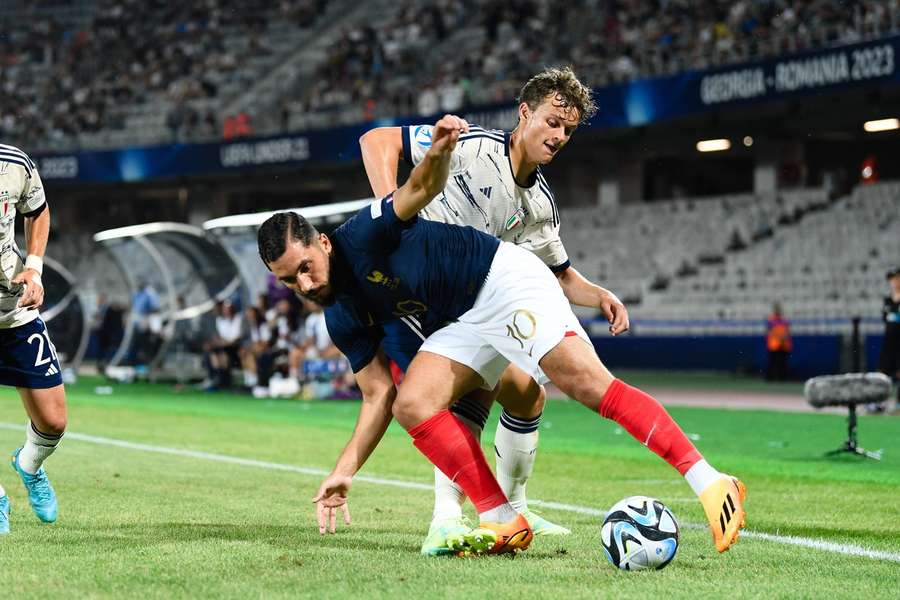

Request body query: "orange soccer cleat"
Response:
[699, 476, 747, 553]
[458, 513, 534, 555]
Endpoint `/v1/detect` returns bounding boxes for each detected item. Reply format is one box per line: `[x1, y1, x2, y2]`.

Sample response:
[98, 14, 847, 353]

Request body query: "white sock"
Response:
[432, 467, 465, 521]
[431, 396, 489, 522]
[479, 502, 518, 524]
[243, 370, 258, 387]
[494, 410, 541, 513]
[685, 459, 722, 497]
[18, 421, 63, 475]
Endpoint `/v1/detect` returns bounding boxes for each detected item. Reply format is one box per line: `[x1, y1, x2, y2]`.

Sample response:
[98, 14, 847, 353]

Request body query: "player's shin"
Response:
[431, 397, 489, 520]
[494, 409, 540, 512]
[598, 379, 705, 476]
[409, 410, 516, 523]
[18, 421, 63, 474]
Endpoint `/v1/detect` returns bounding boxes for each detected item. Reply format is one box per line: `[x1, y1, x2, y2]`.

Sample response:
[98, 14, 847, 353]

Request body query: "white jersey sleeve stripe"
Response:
[0, 144, 36, 168]
[0, 155, 33, 178]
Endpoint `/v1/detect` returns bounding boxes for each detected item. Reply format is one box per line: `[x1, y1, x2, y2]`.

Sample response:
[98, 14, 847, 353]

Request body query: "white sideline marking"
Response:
[1, 423, 898, 563]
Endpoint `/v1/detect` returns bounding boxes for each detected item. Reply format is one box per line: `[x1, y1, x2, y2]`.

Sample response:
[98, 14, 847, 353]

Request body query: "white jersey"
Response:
[402, 124, 570, 272]
[0, 144, 46, 329]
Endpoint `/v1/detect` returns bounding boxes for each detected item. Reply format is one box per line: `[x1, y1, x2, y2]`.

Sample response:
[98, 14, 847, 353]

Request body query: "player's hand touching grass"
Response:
[599, 287, 629, 335]
[312, 473, 352, 535]
[12, 268, 44, 309]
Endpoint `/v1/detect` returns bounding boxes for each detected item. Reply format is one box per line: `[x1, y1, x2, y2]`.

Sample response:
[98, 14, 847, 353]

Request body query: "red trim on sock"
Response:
[599, 379, 702, 475]
[564, 330, 578, 337]
[408, 410, 508, 513]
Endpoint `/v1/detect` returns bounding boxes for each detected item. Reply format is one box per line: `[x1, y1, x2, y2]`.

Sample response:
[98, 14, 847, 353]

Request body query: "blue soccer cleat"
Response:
[0, 495, 9, 534]
[11, 448, 58, 523]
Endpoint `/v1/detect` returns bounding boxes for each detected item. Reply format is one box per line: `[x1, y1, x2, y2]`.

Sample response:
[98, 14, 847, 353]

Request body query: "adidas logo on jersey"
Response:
[479, 186, 492, 199]
[45, 365, 58, 377]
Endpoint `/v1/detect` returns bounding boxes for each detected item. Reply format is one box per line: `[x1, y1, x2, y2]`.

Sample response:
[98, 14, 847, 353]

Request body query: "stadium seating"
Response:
[559, 182, 899, 334]
[3, 1, 898, 147]
[0, 0, 333, 150]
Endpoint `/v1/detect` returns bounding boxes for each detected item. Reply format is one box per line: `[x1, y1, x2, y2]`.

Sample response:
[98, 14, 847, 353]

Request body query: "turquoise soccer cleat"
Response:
[0, 495, 9, 534]
[420, 515, 473, 556]
[522, 508, 571, 536]
[11, 448, 58, 523]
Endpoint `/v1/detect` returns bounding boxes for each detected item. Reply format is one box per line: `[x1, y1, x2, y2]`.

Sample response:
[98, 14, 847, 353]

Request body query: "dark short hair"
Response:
[258, 212, 318, 267]
[517, 66, 597, 123]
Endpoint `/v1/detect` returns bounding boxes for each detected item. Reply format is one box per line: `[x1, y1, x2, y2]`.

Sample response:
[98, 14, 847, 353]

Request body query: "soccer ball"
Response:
[600, 496, 679, 571]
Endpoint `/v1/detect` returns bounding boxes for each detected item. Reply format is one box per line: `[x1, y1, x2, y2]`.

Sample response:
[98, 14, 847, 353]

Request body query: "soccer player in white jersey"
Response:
[359, 67, 631, 554]
[0, 145, 67, 534]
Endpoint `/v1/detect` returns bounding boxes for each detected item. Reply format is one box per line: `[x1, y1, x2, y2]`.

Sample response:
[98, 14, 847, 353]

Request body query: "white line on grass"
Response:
[2, 422, 898, 564]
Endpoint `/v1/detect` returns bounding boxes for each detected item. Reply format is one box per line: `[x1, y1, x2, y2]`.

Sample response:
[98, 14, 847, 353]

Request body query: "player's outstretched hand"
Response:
[599, 288, 629, 336]
[11, 269, 44, 309]
[430, 114, 469, 154]
[312, 473, 352, 535]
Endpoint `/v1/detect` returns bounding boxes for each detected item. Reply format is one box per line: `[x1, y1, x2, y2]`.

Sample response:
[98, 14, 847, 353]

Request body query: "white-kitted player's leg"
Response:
[18, 384, 67, 474]
[14, 384, 66, 523]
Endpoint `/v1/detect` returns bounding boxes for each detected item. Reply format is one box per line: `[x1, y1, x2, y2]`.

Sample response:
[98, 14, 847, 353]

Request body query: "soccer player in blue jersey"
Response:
[358, 66, 629, 554]
[0, 145, 67, 534]
[258, 116, 746, 555]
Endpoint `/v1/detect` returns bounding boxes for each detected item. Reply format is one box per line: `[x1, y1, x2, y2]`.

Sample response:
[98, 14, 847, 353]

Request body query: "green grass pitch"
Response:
[0, 374, 898, 599]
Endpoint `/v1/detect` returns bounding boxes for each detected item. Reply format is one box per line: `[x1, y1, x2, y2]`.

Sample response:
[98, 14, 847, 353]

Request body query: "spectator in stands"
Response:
[878, 267, 900, 404]
[289, 298, 354, 399]
[131, 280, 161, 373]
[170, 295, 205, 389]
[766, 303, 792, 381]
[204, 300, 245, 390]
[223, 112, 253, 140]
[93, 293, 125, 375]
[239, 305, 273, 392]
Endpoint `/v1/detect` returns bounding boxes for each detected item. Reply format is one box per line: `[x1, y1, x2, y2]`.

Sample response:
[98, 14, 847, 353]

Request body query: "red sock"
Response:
[408, 410, 508, 513]
[599, 379, 702, 475]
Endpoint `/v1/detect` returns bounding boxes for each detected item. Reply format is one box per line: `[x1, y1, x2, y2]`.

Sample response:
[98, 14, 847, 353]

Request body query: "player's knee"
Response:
[37, 415, 67, 436]
[391, 390, 419, 429]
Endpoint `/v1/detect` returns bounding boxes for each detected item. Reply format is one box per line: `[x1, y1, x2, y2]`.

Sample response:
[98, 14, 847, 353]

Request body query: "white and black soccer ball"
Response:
[601, 496, 679, 571]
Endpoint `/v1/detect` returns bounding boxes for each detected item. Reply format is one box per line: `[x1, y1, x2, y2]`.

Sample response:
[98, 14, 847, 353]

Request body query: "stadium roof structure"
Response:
[42, 255, 90, 374]
[202, 198, 375, 301]
[92, 222, 244, 374]
[201, 198, 373, 231]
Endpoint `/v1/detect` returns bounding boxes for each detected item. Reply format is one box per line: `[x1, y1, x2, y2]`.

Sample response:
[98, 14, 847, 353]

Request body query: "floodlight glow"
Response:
[696, 139, 731, 152]
[743, 136, 753, 147]
[863, 118, 899, 132]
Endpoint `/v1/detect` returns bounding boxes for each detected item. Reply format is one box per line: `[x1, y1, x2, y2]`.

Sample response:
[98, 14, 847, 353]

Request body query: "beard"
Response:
[301, 247, 338, 306]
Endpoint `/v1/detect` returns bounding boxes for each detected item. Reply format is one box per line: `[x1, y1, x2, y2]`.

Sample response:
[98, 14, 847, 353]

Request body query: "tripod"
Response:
[825, 402, 883, 460]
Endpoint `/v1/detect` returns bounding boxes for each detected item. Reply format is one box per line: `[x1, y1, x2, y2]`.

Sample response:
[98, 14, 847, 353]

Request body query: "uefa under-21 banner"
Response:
[35, 34, 900, 183]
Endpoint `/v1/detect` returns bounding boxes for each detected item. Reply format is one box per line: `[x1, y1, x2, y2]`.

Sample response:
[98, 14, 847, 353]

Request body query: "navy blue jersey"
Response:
[325, 196, 499, 372]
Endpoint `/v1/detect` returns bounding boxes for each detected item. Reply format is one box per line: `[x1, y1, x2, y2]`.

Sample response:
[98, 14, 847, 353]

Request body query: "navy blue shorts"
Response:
[0, 318, 64, 389]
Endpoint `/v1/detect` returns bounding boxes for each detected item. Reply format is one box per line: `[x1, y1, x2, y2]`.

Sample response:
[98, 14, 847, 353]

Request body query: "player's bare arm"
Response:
[312, 349, 397, 534]
[555, 266, 630, 335]
[13, 204, 50, 309]
[359, 127, 404, 198]
[391, 115, 469, 221]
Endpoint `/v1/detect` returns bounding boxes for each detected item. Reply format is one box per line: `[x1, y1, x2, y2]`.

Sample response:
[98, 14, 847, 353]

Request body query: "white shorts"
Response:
[420, 242, 591, 389]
